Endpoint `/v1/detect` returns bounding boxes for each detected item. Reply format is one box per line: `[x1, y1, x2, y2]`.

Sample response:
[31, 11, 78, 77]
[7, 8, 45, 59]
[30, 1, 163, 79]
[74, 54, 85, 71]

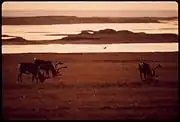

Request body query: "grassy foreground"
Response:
[2, 52, 178, 120]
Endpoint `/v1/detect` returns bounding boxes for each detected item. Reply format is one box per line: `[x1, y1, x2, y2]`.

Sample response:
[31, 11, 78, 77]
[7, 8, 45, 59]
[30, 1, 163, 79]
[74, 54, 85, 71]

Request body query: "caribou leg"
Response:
[46, 70, 49, 78]
[17, 74, 20, 84]
[17, 73, 21, 84]
[140, 72, 143, 81]
[35, 75, 39, 84]
[143, 73, 147, 81]
[32, 75, 35, 82]
[18, 73, 23, 84]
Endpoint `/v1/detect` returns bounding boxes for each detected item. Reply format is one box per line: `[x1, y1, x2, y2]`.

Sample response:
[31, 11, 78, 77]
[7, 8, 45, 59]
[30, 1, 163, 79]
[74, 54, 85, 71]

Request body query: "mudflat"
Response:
[2, 52, 178, 120]
[3, 16, 177, 25]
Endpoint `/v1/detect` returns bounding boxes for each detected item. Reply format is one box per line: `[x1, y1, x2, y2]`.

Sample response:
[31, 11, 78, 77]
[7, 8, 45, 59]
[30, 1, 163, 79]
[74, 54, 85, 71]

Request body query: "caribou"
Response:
[17, 63, 46, 84]
[34, 58, 67, 78]
[138, 61, 162, 81]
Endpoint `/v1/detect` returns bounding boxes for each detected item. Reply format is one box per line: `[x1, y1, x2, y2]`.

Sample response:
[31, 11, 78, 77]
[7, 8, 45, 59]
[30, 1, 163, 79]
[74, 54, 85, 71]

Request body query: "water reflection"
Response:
[2, 43, 178, 54]
[2, 22, 178, 41]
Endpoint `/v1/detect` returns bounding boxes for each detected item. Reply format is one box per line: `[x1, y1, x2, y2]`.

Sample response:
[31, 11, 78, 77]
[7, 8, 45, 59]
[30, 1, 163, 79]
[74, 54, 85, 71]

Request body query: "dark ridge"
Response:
[60, 29, 178, 43]
[2, 34, 17, 37]
[2, 37, 41, 45]
[2, 16, 178, 25]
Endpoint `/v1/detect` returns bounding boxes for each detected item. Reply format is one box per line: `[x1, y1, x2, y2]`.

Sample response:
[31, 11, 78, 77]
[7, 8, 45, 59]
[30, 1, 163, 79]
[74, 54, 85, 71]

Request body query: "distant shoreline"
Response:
[2, 16, 178, 25]
[2, 29, 178, 45]
[2, 10, 178, 18]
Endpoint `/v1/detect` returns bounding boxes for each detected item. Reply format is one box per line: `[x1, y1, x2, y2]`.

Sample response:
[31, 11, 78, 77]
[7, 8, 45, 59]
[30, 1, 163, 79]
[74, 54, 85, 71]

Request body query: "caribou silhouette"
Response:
[138, 61, 162, 81]
[33, 58, 65, 78]
[17, 63, 46, 84]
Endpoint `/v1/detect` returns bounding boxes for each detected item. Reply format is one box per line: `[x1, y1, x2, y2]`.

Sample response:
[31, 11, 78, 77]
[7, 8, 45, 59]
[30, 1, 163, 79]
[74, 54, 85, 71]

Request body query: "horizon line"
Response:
[3, 10, 178, 11]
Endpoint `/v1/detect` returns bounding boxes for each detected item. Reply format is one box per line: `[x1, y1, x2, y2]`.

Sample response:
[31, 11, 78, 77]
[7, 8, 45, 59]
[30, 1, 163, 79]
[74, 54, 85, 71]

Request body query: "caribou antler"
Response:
[56, 66, 67, 74]
[154, 64, 162, 70]
[151, 64, 162, 77]
[55, 61, 64, 69]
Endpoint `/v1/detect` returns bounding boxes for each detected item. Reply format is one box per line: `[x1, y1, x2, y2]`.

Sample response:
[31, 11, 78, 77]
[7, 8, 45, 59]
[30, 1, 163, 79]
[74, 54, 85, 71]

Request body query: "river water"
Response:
[2, 43, 178, 54]
[2, 20, 178, 41]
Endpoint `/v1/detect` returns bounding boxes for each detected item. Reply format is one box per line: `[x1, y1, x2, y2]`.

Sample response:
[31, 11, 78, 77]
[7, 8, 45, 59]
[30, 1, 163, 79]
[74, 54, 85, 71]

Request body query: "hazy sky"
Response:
[2, 1, 178, 11]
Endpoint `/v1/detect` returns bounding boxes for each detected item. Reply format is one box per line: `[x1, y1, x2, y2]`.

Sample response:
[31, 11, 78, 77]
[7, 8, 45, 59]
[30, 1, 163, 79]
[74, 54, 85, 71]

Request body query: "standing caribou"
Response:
[17, 58, 67, 84]
[17, 63, 46, 84]
[138, 61, 162, 81]
[34, 58, 67, 78]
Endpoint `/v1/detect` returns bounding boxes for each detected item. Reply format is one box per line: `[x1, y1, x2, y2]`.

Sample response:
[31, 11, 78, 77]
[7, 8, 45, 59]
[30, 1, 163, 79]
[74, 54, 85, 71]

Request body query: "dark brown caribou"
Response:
[34, 58, 67, 78]
[138, 61, 162, 81]
[17, 63, 46, 84]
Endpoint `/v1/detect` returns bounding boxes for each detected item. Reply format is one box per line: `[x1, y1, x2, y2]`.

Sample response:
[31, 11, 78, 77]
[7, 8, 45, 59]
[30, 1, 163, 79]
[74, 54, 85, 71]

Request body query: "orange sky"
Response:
[2, 1, 178, 11]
